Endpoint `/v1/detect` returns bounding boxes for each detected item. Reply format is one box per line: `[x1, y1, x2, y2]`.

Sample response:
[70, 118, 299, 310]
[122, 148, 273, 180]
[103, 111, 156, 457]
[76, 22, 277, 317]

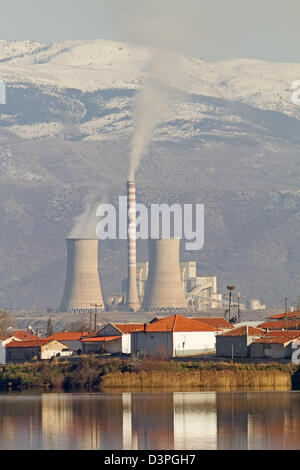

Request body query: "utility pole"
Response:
[226, 285, 236, 322]
[90, 303, 102, 332]
[285, 297, 288, 331]
[236, 292, 244, 323]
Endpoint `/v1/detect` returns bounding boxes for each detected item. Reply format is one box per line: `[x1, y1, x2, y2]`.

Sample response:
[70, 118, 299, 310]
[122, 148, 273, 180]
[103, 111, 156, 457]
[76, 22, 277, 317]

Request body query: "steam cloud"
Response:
[68, 189, 108, 239]
[107, 0, 192, 181]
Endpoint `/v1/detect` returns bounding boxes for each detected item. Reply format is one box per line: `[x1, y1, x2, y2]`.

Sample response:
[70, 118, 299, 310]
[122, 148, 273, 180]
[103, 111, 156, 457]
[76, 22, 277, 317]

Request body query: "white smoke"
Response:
[106, 0, 191, 181]
[68, 189, 108, 239]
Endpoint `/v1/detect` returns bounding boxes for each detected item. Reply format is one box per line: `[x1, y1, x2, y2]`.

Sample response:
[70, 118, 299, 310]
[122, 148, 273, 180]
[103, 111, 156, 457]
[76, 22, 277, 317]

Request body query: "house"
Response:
[0, 330, 37, 364]
[92, 323, 145, 355]
[81, 335, 122, 354]
[45, 332, 88, 354]
[131, 314, 216, 358]
[192, 317, 234, 333]
[258, 320, 300, 331]
[6, 339, 70, 363]
[12, 330, 38, 341]
[266, 311, 300, 320]
[250, 332, 300, 359]
[0, 336, 21, 364]
[216, 326, 264, 358]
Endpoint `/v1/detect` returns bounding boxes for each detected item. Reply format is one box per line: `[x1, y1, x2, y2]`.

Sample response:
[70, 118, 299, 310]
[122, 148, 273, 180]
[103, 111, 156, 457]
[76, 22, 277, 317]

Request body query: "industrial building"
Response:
[122, 259, 223, 312]
[141, 238, 188, 311]
[59, 238, 105, 313]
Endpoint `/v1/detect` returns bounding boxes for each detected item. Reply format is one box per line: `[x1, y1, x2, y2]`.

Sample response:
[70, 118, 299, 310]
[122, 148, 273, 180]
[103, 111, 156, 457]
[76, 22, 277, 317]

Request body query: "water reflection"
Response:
[0, 391, 300, 449]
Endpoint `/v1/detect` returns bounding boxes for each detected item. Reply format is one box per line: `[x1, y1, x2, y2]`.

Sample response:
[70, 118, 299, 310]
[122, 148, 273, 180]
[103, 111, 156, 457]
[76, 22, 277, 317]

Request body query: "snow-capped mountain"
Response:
[0, 39, 299, 310]
[0, 38, 300, 141]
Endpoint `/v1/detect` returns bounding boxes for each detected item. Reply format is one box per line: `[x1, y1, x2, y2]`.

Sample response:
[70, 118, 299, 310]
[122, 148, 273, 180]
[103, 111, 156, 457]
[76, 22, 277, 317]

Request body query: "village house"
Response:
[216, 325, 264, 358]
[82, 323, 144, 355]
[258, 319, 300, 331]
[266, 311, 300, 320]
[6, 339, 70, 363]
[250, 331, 300, 359]
[192, 317, 234, 333]
[131, 314, 216, 358]
[46, 331, 88, 354]
[0, 330, 38, 364]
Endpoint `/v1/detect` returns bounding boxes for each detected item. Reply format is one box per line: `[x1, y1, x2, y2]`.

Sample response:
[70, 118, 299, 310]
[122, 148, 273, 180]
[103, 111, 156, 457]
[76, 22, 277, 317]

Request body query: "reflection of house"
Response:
[216, 326, 264, 358]
[173, 392, 217, 450]
[6, 339, 69, 362]
[131, 314, 216, 358]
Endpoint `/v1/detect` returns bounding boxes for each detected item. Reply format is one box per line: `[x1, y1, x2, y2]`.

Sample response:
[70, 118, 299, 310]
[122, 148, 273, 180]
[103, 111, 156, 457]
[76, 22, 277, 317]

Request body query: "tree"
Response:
[0, 309, 15, 337]
[67, 313, 89, 333]
[46, 317, 54, 337]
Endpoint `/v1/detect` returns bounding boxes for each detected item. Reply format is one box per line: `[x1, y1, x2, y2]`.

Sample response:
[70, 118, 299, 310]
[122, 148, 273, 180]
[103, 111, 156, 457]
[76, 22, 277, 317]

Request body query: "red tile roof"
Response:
[265, 330, 300, 338]
[258, 320, 300, 330]
[112, 323, 145, 334]
[220, 326, 264, 337]
[193, 317, 234, 330]
[46, 332, 87, 341]
[143, 315, 216, 333]
[266, 311, 300, 320]
[6, 339, 56, 348]
[81, 335, 121, 343]
[12, 330, 37, 341]
[253, 336, 298, 345]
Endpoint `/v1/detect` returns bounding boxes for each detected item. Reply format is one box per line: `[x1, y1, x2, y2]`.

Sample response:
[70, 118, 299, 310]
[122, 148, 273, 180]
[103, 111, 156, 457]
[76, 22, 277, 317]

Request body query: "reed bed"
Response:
[0, 357, 295, 391]
[101, 368, 291, 389]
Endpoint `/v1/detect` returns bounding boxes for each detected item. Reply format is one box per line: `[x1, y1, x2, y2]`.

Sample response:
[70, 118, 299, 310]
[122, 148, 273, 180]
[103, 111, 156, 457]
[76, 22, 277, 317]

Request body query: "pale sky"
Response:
[0, 0, 299, 62]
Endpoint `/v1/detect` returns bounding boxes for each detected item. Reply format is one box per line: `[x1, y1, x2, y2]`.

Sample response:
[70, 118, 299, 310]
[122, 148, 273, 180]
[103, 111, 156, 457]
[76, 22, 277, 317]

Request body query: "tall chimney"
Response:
[59, 238, 105, 312]
[126, 181, 140, 311]
[142, 238, 187, 311]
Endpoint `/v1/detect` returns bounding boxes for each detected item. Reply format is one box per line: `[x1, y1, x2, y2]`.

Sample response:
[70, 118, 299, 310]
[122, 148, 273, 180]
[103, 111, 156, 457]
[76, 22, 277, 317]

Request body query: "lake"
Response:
[1, 390, 300, 450]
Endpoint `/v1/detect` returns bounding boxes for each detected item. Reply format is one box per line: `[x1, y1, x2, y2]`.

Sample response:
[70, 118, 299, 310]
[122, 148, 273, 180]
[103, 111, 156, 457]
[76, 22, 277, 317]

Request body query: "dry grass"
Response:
[101, 368, 291, 389]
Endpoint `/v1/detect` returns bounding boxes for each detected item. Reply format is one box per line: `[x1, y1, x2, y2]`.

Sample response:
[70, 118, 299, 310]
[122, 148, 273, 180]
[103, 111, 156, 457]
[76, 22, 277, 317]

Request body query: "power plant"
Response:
[141, 238, 188, 311]
[59, 181, 223, 314]
[59, 238, 105, 312]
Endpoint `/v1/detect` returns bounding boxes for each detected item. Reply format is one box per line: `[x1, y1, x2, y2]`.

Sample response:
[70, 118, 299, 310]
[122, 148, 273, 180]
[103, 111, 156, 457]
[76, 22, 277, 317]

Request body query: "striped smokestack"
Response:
[126, 181, 140, 311]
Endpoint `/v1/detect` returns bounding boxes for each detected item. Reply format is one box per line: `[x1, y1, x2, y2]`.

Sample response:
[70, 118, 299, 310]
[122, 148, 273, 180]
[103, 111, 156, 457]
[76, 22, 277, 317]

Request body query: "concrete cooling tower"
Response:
[59, 238, 105, 312]
[141, 238, 188, 311]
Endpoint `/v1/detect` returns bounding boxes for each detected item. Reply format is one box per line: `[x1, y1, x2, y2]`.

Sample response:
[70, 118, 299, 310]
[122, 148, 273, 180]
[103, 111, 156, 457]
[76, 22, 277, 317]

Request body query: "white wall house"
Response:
[131, 314, 216, 358]
[0, 336, 22, 364]
[95, 322, 144, 355]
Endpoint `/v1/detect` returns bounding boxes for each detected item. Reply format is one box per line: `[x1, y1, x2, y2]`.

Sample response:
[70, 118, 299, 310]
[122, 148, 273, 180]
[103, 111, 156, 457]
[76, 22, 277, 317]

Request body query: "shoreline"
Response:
[0, 356, 298, 392]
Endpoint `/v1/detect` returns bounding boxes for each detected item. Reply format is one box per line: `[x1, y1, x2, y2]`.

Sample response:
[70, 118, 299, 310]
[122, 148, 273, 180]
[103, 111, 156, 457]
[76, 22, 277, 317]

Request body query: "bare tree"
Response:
[67, 313, 89, 333]
[0, 309, 16, 337]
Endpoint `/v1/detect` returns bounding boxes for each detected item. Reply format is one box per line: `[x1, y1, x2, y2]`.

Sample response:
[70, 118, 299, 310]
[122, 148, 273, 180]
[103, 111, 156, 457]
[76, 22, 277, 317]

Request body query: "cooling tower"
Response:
[59, 238, 105, 312]
[141, 238, 188, 311]
[126, 181, 140, 311]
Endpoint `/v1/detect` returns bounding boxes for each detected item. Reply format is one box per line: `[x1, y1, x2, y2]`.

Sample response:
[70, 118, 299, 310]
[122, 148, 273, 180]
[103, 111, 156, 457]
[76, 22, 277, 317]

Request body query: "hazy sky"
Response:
[0, 0, 299, 62]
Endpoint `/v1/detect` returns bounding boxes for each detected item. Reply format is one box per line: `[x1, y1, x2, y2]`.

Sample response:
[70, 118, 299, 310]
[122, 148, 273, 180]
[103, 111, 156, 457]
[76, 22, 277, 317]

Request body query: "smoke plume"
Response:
[68, 189, 108, 239]
[107, 0, 191, 181]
